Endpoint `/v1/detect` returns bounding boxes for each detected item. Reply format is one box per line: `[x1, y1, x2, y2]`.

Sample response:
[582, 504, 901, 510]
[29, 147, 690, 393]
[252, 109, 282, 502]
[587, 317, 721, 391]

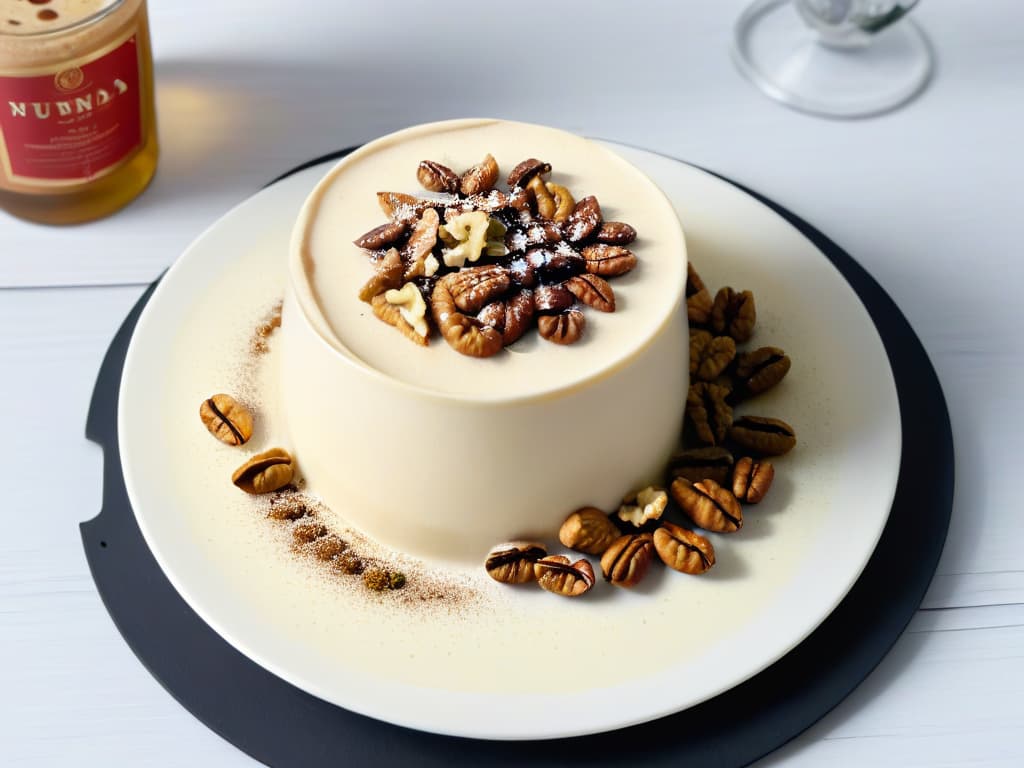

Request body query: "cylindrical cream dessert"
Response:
[281, 119, 688, 564]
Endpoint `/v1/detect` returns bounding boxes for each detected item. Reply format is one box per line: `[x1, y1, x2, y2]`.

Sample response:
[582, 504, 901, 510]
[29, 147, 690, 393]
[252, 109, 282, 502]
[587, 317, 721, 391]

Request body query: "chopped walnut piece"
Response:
[383, 282, 429, 339]
[617, 486, 668, 528]
[439, 210, 490, 268]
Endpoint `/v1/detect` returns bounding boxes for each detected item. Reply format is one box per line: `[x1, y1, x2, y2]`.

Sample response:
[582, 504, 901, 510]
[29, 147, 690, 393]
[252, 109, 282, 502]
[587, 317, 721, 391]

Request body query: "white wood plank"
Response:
[757, 608, 1024, 767]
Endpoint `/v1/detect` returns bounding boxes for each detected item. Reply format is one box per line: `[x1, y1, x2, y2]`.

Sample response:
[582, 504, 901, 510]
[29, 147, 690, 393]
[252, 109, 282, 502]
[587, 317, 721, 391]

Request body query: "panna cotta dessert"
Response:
[280, 119, 688, 563]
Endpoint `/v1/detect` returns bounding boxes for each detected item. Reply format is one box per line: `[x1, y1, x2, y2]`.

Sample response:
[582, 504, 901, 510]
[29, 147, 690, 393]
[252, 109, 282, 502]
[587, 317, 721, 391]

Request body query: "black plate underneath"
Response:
[82, 150, 953, 767]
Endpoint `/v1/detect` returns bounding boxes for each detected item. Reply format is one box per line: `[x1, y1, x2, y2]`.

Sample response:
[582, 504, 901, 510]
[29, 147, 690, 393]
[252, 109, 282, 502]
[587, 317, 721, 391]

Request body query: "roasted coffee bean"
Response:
[669, 478, 743, 533]
[232, 448, 294, 494]
[734, 346, 791, 397]
[199, 394, 254, 446]
[667, 446, 735, 486]
[653, 523, 715, 574]
[686, 263, 713, 326]
[559, 507, 622, 555]
[534, 555, 596, 597]
[710, 287, 756, 342]
[732, 456, 775, 503]
[600, 533, 655, 588]
[686, 382, 733, 446]
[690, 331, 736, 382]
[485, 541, 547, 584]
[729, 416, 796, 456]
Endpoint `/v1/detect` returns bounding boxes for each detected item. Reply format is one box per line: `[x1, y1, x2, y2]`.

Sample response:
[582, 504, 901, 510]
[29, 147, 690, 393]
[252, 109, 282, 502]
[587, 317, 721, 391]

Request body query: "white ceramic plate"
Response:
[118, 143, 900, 741]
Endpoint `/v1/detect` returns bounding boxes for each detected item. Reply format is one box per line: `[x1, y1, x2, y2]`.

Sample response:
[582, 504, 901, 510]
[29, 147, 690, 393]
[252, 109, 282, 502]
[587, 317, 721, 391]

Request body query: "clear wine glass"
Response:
[732, 0, 933, 118]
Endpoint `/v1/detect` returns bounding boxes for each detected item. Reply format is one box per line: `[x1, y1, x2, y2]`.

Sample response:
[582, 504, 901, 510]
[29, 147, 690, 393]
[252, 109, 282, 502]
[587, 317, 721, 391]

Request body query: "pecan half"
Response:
[669, 478, 743, 533]
[371, 293, 429, 346]
[502, 289, 535, 345]
[533, 283, 575, 314]
[232, 448, 294, 495]
[199, 393, 253, 446]
[443, 264, 511, 314]
[581, 243, 637, 277]
[527, 175, 557, 219]
[506, 158, 551, 188]
[686, 263, 713, 326]
[710, 287, 756, 342]
[595, 221, 637, 245]
[729, 416, 796, 456]
[734, 346, 791, 397]
[358, 247, 404, 302]
[564, 196, 603, 243]
[508, 185, 532, 212]
[538, 309, 585, 345]
[654, 523, 715, 574]
[686, 382, 734, 446]
[354, 220, 407, 250]
[417, 160, 460, 193]
[432, 279, 503, 357]
[601, 533, 655, 588]
[534, 555, 596, 597]
[667, 446, 735, 486]
[377, 191, 437, 221]
[460, 153, 499, 196]
[477, 300, 506, 331]
[732, 456, 775, 503]
[545, 182, 576, 223]
[485, 541, 547, 584]
[559, 507, 622, 555]
[401, 209, 440, 280]
[690, 332, 736, 382]
[566, 273, 615, 312]
[506, 221, 563, 253]
[526, 245, 584, 283]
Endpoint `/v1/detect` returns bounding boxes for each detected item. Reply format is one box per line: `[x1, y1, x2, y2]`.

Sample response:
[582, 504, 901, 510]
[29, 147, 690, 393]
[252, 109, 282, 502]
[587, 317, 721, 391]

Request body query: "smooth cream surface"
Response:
[293, 119, 685, 398]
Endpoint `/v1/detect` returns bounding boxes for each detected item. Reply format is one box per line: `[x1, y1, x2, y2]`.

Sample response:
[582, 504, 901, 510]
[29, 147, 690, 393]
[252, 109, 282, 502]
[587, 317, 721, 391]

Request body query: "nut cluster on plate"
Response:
[353, 154, 639, 356]
[485, 262, 798, 595]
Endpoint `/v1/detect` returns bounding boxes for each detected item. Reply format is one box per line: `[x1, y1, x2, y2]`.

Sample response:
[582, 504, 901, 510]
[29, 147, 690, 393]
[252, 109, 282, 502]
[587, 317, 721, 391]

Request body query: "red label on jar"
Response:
[0, 36, 142, 184]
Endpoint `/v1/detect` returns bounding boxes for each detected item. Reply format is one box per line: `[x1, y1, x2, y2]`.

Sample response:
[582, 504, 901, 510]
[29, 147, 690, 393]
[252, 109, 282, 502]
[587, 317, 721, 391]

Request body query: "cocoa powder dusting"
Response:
[256, 487, 479, 609]
[250, 300, 283, 356]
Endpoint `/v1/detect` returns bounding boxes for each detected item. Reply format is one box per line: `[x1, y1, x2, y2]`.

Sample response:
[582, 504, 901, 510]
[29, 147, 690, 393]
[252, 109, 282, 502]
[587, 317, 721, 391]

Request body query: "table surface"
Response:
[2, 1, 1022, 765]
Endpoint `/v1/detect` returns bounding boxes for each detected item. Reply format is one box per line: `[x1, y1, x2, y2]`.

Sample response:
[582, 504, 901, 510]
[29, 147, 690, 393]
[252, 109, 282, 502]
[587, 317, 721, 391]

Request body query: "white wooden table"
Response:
[3, 1, 1022, 764]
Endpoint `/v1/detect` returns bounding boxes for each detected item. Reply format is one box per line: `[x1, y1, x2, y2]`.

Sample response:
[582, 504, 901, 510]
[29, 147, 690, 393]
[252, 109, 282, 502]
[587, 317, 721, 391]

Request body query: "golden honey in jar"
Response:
[0, 0, 157, 224]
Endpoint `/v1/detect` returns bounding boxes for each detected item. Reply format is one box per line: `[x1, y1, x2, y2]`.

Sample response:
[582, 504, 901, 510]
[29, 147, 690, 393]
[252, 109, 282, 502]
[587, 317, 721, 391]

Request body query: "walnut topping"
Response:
[354, 153, 640, 355]
[439, 210, 490, 268]
[616, 486, 668, 528]
[383, 282, 429, 339]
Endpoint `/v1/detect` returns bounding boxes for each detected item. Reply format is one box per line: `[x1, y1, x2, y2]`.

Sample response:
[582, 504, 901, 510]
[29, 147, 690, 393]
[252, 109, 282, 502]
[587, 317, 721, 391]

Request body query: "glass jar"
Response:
[0, 0, 157, 224]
